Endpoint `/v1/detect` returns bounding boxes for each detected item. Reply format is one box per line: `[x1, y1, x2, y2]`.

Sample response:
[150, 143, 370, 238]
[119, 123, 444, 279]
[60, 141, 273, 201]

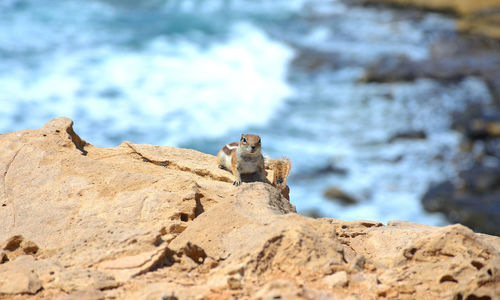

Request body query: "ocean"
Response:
[0, 0, 493, 224]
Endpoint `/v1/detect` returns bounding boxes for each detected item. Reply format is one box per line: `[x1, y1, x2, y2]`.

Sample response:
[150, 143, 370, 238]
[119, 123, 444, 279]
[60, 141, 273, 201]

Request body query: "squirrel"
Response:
[217, 134, 266, 186]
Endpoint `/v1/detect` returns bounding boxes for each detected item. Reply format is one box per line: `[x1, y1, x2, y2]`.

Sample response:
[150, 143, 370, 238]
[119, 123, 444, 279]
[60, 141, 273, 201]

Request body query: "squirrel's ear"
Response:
[240, 134, 245, 139]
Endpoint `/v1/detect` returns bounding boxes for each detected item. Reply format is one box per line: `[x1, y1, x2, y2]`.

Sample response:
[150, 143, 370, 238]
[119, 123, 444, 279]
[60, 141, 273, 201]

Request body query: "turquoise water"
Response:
[0, 0, 492, 224]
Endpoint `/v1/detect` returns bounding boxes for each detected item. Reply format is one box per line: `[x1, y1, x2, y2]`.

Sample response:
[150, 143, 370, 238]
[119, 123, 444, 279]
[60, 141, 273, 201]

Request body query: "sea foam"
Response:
[0, 20, 294, 147]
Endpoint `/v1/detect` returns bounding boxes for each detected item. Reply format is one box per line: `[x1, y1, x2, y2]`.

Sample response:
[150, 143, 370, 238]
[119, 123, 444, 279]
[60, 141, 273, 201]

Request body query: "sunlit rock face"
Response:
[0, 118, 499, 299]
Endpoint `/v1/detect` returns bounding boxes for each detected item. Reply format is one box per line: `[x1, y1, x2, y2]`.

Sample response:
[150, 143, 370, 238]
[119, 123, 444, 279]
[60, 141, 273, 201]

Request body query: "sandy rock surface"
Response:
[0, 117, 499, 299]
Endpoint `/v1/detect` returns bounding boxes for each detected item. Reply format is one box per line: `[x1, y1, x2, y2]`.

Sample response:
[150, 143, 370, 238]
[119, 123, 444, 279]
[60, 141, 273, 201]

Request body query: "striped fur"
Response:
[222, 142, 238, 156]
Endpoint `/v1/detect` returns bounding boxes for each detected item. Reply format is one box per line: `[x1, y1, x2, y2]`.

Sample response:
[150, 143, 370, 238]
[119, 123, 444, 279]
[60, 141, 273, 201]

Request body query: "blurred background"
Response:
[1, 0, 499, 234]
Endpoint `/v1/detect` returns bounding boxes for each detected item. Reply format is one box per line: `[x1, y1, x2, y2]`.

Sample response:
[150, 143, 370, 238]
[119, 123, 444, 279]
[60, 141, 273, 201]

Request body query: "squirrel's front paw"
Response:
[233, 180, 242, 186]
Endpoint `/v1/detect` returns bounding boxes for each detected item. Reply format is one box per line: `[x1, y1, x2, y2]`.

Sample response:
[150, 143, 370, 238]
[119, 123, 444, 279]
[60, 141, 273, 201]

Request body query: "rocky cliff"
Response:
[0, 118, 499, 300]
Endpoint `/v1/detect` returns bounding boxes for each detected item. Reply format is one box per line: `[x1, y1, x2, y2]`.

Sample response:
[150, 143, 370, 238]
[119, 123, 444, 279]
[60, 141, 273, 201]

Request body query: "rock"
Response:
[322, 271, 349, 288]
[422, 165, 500, 236]
[484, 70, 500, 102]
[349, 254, 366, 271]
[290, 48, 343, 73]
[293, 163, 348, 180]
[363, 0, 500, 39]
[458, 10, 500, 40]
[444, 104, 500, 236]
[361, 33, 500, 106]
[52, 268, 119, 292]
[361, 0, 500, 15]
[122, 282, 205, 300]
[96, 246, 176, 282]
[362, 50, 500, 84]
[324, 186, 359, 205]
[375, 224, 500, 299]
[388, 130, 427, 143]
[254, 279, 304, 300]
[421, 180, 456, 213]
[454, 107, 500, 141]
[460, 165, 500, 193]
[362, 0, 500, 112]
[348, 220, 434, 268]
[0, 118, 499, 299]
[168, 184, 339, 281]
[53, 289, 105, 300]
[362, 55, 418, 82]
[0, 256, 42, 295]
[0, 270, 42, 295]
[452, 104, 500, 162]
[0, 117, 238, 271]
[0, 235, 39, 263]
[226, 275, 242, 290]
[0, 254, 113, 296]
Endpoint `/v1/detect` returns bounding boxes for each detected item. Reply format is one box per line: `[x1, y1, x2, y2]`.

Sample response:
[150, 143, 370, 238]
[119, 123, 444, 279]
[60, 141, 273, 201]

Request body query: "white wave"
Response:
[0, 22, 294, 146]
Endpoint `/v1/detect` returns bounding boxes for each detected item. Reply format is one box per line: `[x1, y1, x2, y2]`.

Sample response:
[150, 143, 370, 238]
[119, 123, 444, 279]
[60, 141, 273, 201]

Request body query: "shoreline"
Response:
[359, 0, 500, 40]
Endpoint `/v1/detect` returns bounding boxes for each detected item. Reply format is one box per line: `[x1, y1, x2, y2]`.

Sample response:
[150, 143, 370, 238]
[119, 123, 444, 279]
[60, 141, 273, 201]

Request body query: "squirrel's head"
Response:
[239, 134, 261, 154]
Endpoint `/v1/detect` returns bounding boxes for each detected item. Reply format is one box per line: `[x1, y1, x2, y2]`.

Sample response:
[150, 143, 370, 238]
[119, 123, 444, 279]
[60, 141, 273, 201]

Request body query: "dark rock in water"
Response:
[463, 112, 500, 141]
[313, 164, 348, 176]
[452, 105, 500, 159]
[460, 166, 500, 193]
[485, 138, 500, 158]
[422, 165, 500, 236]
[452, 105, 500, 157]
[361, 55, 417, 82]
[361, 33, 500, 105]
[293, 163, 348, 180]
[388, 130, 427, 143]
[290, 47, 343, 73]
[451, 104, 484, 137]
[421, 180, 455, 213]
[485, 71, 500, 103]
[430, 35, 500, 103]
[433, 69, 500, 236]
[424, 189, 500, 236]
[324, 187, 359, 206]
[362, 52, 500, 84]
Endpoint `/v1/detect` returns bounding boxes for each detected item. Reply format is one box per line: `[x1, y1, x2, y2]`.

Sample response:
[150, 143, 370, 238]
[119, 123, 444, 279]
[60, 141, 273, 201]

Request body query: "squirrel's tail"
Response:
[266, 157, 292, 192]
